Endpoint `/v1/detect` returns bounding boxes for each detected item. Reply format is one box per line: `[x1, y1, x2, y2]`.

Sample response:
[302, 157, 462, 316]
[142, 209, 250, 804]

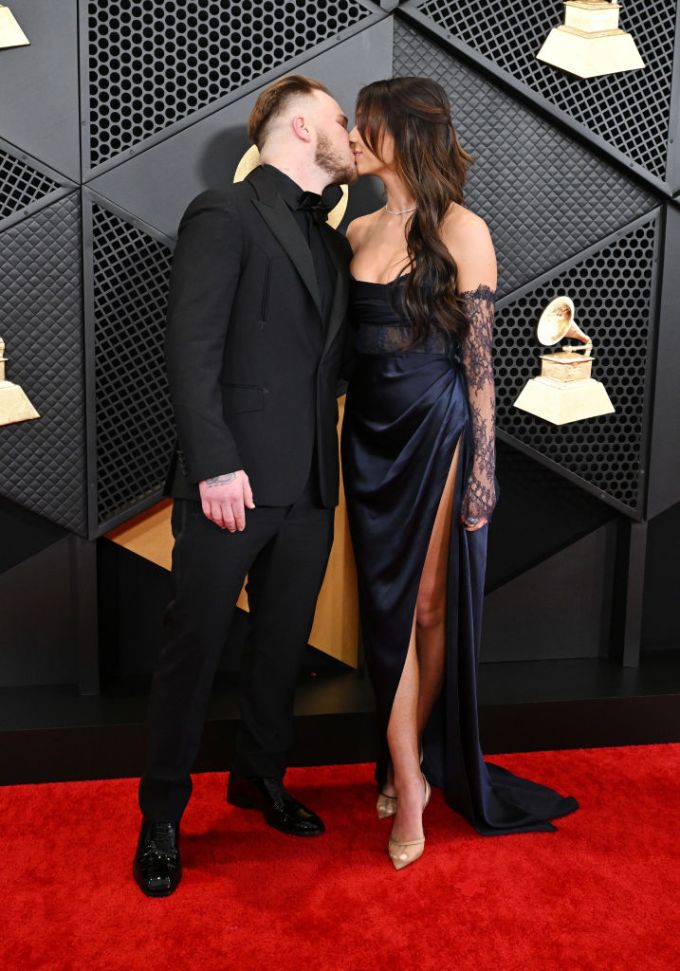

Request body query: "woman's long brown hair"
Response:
[356, 77, 473, 343]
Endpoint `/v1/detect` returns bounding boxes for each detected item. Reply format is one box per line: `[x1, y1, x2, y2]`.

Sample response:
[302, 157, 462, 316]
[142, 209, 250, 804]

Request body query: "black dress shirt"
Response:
[262, 164, 336, 326]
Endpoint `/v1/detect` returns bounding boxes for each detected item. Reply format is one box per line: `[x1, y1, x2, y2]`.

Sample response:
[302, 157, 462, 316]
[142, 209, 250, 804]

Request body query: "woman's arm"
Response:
[442, 211, 498, 530]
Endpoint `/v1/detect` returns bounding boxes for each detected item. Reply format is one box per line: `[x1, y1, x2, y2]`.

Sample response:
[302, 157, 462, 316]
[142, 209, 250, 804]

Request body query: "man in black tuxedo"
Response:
[133, 75, 356, 897]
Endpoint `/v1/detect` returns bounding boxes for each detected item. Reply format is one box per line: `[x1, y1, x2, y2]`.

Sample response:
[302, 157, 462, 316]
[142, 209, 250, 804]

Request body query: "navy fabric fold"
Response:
[342, 280, 578, 835]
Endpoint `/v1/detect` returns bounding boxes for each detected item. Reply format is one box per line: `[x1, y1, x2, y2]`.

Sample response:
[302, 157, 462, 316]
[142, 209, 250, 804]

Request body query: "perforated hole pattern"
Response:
[87, 0, 373, 168]
[92, 203, 175, 526]
[494, 214, 658, 511]
[393, 22, 658, 298]
[415, 0, 677, 182]
[0, 148, 61, 225]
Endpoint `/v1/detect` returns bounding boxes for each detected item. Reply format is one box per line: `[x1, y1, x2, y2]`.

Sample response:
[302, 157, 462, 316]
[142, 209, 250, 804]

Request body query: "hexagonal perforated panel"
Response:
[393, 22, 658, 298]
[86, 0, 376, 169]
[411, 0, 677, 183]
[0, 147, 62, 227]
[91, 201, 175, 529]
[495, 211, 659, 513]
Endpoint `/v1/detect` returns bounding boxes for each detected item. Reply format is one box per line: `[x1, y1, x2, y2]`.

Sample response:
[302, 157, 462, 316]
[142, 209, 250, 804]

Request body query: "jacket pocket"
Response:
[221, 382, 265, 415]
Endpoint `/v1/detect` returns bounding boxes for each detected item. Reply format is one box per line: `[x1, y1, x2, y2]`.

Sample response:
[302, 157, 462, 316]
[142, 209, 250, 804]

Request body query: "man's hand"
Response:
[198, 471, 255, 531]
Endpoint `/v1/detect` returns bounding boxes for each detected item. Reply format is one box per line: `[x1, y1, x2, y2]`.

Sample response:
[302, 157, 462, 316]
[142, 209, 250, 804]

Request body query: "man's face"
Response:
[311, 91, 357, 185]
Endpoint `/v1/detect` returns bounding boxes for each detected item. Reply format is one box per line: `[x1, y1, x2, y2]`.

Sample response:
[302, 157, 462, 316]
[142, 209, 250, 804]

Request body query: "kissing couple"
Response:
[133, 73, 577, 895]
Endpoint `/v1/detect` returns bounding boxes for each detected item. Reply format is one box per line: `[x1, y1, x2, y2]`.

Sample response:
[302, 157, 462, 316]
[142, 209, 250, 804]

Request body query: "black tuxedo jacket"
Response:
[164, 165, 353, 509]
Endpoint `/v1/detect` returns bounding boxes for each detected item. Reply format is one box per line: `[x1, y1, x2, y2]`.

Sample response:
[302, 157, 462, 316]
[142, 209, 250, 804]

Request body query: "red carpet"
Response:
[2, 745, 679, 971]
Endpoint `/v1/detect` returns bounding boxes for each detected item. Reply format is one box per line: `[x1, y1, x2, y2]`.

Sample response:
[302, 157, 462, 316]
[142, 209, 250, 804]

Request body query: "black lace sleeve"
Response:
[459, 284, 497, 526]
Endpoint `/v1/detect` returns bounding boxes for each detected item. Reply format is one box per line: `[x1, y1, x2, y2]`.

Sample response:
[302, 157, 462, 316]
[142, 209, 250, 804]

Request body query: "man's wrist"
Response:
[204, 471, 239, 487]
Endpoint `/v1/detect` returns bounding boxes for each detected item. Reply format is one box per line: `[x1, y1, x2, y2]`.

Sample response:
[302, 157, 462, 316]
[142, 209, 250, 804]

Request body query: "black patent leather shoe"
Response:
[133, 819, 182, 897]
[227, 772, 325, 836]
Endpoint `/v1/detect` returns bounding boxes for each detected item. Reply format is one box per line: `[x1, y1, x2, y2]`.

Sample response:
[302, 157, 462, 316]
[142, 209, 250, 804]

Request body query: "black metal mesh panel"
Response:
[393, 22, 658, 297]
[495, 212, 659, 513]
[91, 202, 175, 528]
[0, 193, 87, 534]
[0, 147, 62, 226]
[411, 0, 677, 182]
[86, 0, 375, 168]
[487, 441, 615, 593]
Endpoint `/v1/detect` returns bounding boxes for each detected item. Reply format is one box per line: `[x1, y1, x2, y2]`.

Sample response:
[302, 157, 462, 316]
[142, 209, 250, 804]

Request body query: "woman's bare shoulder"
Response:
[345, 208, 383, 251]
[442, 203, 496, 291]
[442, 202, 492, 247]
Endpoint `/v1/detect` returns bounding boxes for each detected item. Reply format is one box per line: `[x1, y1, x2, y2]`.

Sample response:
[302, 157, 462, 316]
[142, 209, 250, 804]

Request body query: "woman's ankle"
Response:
[394, 772, 426, 798]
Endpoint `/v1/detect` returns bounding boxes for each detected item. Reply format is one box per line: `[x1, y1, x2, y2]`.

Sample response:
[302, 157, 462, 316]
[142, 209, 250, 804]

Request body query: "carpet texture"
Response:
[1, 745, 679, 970]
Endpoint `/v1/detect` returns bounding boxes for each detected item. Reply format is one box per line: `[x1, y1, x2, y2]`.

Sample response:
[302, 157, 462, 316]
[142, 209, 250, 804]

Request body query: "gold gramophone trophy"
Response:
[537, 1, 644, 79]
[513, 296, 615, 425]
[0, 336, 40, 427]
[0, 5, 30, 49]
[233, 145, 348, 227]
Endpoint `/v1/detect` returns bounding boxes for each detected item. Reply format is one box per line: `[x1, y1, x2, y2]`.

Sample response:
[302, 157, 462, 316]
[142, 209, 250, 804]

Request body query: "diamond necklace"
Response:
[384, 203, 416, 215]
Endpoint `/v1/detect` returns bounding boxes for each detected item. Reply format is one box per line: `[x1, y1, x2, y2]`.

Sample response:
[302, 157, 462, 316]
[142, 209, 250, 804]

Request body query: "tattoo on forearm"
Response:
[205, 472, 238, 486]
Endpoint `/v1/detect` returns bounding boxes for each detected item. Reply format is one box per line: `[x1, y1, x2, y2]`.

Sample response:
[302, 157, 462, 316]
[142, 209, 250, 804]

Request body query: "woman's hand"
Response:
[460, 485, 494, 532]
[461, 514, 488, 532]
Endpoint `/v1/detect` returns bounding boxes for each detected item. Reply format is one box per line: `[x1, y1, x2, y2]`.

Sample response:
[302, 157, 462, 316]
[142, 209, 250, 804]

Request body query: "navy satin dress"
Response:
[342, 276, 578, 835]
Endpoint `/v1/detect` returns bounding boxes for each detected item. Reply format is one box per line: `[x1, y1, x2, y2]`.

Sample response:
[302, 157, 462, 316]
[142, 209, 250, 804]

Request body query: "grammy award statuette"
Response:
[0, 337, 40, 427]
[513, 296, 615, 425]
[537, 1, 644, 79]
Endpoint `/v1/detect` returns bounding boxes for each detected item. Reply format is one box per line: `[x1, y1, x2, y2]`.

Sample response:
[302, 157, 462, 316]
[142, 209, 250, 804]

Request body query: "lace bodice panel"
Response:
[355, 319, 452, 354]
[350, 277, 498, 524]
[350, 277, 454, 355]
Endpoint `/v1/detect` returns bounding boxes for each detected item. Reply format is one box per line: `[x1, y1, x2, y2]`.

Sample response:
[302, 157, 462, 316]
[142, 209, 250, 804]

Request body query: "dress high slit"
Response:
[342, 276, 578, 835]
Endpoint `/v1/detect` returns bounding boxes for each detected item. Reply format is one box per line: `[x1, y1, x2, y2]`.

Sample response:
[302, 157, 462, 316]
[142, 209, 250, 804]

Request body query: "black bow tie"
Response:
[297, 192, 329, 224]
[297, 185, 342, 223]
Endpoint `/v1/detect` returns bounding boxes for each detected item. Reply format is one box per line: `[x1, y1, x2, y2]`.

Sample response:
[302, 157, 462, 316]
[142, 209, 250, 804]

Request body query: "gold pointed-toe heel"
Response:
[388, 835, 426, 870]
[386, 776, 431, 871]
[376, 792, 397, 819]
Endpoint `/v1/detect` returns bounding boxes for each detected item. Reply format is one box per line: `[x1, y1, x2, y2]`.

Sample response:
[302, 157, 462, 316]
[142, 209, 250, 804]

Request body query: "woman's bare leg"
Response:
[386, 437, 461, 842]
[386, 616, 425, 842]
[416, 437, 461, 735]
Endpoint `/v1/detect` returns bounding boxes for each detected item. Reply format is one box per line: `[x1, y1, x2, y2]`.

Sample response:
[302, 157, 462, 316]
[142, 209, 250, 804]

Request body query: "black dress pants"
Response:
[138, 476, 334, 822]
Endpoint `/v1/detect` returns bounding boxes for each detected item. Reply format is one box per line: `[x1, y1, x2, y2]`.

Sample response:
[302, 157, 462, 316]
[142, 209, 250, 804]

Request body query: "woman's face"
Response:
[348, 120, 395, 177]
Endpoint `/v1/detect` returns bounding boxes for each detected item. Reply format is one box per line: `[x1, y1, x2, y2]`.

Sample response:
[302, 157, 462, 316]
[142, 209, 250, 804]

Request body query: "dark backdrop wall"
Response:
[1, 0, 679, 692]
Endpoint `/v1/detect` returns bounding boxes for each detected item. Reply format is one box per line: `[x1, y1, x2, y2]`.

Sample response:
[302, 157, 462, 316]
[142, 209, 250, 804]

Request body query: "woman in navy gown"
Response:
[342, 77, 578, 870]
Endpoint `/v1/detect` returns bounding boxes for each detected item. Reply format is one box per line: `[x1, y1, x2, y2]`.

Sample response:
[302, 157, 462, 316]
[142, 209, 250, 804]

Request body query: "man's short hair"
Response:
[247, 75, 330, 150]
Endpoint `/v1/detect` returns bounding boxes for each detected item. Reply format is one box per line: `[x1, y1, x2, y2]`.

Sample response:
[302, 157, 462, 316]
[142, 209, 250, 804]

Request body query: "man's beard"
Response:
[315, 133, 357, 185]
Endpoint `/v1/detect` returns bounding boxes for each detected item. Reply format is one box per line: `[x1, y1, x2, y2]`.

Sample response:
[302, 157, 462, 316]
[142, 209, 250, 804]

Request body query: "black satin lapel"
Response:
[320, 225, 348, 357]
[253, 196, 323, 317]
